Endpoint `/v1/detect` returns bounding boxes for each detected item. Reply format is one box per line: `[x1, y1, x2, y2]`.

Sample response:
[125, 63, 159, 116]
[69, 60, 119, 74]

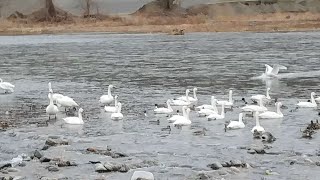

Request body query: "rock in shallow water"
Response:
[131, 171, 154, 180]
[33, 150, 43, 159]
[95, 163, 107, 173]
[207, 162, 223, 170]
[45, 138, 69, 147]
[46, 166, 59, 172]
[6, 168, 20, 172]
[230, 160, 242, 167]
[40, 157, 51, 163]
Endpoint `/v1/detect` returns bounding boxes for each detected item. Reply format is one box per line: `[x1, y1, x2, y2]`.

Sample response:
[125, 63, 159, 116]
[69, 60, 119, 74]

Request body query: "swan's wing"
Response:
[264, 64, 273, 73]
[271, 64, 287, 75]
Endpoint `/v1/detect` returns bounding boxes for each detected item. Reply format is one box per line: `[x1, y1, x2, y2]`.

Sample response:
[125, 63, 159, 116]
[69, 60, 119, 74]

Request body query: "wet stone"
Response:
[118, 164, 130, 173]
[0, 163, 11, 170]
[6, 168, 19, 172]
[0, 170, 9, 174]
[57, 160, 77, 167]
[103, 162, 114, 171]
[207, 162, 223, 170]
[45, 138, 69, 147]
[217, 169, 228, 176]
[41, 145, 50, 151]
[315, 162, 320, 166]
[230, 167, 240, 173]
[40, 157, 51, 163]
[230, 160, 242, 167]
[95, 163, 107, 173]
[34, 150, 43, 159]
[46, 166, 59, 172]
[131, 171, 154, 180]
[247, 149, 256, 154]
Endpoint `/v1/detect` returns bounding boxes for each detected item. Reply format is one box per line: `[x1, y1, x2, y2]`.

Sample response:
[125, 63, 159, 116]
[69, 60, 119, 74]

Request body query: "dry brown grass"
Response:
[1, 12, 320, 35]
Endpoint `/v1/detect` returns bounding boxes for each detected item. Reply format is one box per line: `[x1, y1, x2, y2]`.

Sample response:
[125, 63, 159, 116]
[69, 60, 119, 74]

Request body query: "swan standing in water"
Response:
[0, 78, 15, 93]
[104, 95, 119, 113]
[227, 113, 245, 129]
[196, 96, 216, 111]
[297, 92, 317, 108]
[100, 85, 114, 105]
[170, 89, 191, 106]
[242, 98, 268, 112]
[154, 99, 173, 114]
[264, 64, 287, 78]
[207, 104, 225, 120]
[111, 102, 124, 120]
[251, 111, 265, 133]
[63, 108, 84, 124]
[198, 99, 218, 117]
[177, 87, 198, 103]
[259, 102, 283, 119]
[173, 107, 191, 126]
[48, 82, 64, 103]
[251, 88, 271, 103]
[46, 91, 59, 120]
[217, 90, 233, 107]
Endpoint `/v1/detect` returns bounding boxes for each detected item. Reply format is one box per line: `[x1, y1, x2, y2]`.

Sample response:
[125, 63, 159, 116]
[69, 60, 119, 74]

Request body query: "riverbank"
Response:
[1, 12, 320, 35]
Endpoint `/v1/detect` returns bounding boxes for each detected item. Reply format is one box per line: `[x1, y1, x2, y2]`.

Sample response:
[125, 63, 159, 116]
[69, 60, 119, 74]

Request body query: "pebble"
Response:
[0, 163, 12, 170]
[6, 168, 20, 172]
[103, 162, 114, 171]
[45, 138, 68, 147]
[207, 162, 223, 170]
[230, 160, 242, 167]
[95, 163, 107, 173]
[247, 149, 256, 154]
[34, 150, 43, 159]
[316, 162, 320, 166]
[131, 171, 154, 180]
[40, 157, 51, 163]
[46, 166, 59, 172]
[118, 164, 130, 173]
[230, 167, 240, 173]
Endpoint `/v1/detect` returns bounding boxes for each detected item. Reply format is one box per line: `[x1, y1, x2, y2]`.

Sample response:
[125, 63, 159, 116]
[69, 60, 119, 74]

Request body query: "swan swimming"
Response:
[259, 102, 283, 119]
[56, 95, 79, 111]
[251, 88, 271, 103]
[104, 95, 118, 113]
[173, 107, 191, 126]
[251, 111, 265, 133]
[100, 85, 114, 105]
[63, 108, 84, 125]
[296, 92, 317, 108]
[207, 103, 225, 120]
[46, 91, 59, 120]
[0, 78, 15, 93]
[198, 99, 218, 117]
[170, 89, 191, 106]
[111, 102, 124, 120]
[242, 98, 268, 112]
[227, 113, 245, 129]
[217, 90, 233, 107]
[264, 64, 287, 78]
[168, 107, 185, 123]
[196, 96, 217, 111]
[154, 99, 173, 114]
[177, 87, 198, 103]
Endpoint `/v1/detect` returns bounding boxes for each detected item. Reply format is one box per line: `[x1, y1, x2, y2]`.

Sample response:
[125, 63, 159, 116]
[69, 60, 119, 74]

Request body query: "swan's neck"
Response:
[49, 93, 54, 105]
[228, 91, 233, 103]
[238, 114, 243, 123]
[117, 104, 122, 113]
[0, 78, 3, 83]
[78, 111, 83, 123]
[276, 103, 282, 115]
[185, 90, 190, 102]
[255, 113, 260, 126]
[193, 89, 197, 100]
[108, 86, 112, 97]
[185, 110, 190, 120]
[311, 94, 316, 104]
[167, 101, 173, 111]
[182, 107, 187, 117]
[266, 89, 270, 99]
[114, 98, 118, 107]
[259, 99, 264, 107]
[48, 83, 52, 91]
[220, 105, 225, 117]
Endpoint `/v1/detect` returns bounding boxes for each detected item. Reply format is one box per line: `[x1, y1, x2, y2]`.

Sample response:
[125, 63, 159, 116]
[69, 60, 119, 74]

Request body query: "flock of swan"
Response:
[0, 64, 319, 134]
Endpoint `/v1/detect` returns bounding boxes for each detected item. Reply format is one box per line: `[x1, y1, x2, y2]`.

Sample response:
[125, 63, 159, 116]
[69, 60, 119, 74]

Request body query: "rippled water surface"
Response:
[1, 32, 320, 179]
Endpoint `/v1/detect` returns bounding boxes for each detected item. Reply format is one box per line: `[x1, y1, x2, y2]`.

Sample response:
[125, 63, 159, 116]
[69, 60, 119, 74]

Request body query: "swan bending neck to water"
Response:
[259, 102, 283, 119]
[100, 85, 114, 105]
[297, 92, 317, 108]
[227, 113, 245, 129]
[46, 91, 59, 120]
[0, 78, 15, 93]
[251, 111, 265, 133]
[63, 108, 84, 124]
[168, 106, 186, 123]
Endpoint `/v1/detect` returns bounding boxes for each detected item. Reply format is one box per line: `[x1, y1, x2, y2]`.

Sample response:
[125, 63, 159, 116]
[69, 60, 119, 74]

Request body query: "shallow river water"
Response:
[0, 32, 320, 179]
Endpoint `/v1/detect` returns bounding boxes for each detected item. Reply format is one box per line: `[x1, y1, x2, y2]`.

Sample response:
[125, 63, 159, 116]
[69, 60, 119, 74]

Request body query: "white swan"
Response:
[196, 96, 216, 111]
[251, 88, 271, 103]
[217, 90, 233, 107]
[242, 98, 268, 112]
[56, 95, 79, 110]
[170, 89, 191, 106]
[111, 102, 124, 120]
[154, 99, 173, 114]
[46, 91, 59, 120]
[259, 102, 283, 119]
[297, 92, 317, 108]
[173, 107, 191, 126]
[264, 64, 287, 78]
[251, 111, 265, 133]
[100, 85, 114, 105]
[0, 78, 15, 93]
[168, 106, 186, 123]
[198, 99, 218, 117]
[104, 95, 118, 113]
[48, 82, 64, 103]
[227, 113, 245, 129]
[63, 108, 84, 124]
[177, 87, 198, 103]
[207, 104, 225, 120]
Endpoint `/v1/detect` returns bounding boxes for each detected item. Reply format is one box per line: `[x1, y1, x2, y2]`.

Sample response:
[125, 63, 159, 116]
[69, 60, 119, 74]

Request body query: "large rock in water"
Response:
[131, 171, 154, 180]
